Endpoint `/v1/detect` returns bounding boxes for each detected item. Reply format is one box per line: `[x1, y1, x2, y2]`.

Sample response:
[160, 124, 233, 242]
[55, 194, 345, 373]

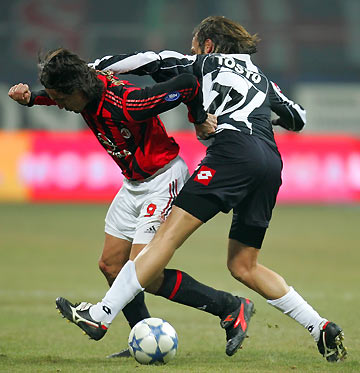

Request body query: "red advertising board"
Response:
[1, 130, 360, 203]
[24, 131, 121, 202]
[276, 133, 360, 203]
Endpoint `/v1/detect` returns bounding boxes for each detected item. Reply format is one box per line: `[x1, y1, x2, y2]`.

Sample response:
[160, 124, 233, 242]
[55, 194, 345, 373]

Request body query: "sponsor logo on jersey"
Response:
[97, 132, 132, 159]
[120, 128, 131, 139]
[165, 91, 181, 102]
[110, 149, 132, 158]
[194, 165, 216, 185]
[97, 132, 116, 151]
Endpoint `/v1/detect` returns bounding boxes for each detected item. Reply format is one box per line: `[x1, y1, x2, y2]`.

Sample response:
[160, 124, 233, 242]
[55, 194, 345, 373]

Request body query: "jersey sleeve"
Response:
[269, 81, 306, 131]
[114, 73, 207, 124]
[27, 90, 57, 107]
[90, 50, 197, 82]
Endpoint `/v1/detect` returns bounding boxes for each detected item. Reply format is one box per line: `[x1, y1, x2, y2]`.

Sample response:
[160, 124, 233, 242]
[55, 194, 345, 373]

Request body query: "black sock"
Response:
[122, 291, 150, 328]
[155, 269, 239, 319]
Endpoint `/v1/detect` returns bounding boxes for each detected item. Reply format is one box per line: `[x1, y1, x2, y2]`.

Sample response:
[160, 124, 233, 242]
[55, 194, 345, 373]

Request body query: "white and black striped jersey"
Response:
[91, 51, 306, 147]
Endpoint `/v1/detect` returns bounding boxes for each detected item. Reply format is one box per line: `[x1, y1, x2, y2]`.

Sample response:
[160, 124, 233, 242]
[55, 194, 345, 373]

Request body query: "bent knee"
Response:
[145, 272, 165, 295]
[98, 258, 123, 279]
[227, 260, 254, 283]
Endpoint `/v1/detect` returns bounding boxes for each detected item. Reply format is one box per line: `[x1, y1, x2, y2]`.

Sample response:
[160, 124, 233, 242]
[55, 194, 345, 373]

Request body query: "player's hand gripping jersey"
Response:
[28, 71, 206, 180]
[91, 51, 306, 148]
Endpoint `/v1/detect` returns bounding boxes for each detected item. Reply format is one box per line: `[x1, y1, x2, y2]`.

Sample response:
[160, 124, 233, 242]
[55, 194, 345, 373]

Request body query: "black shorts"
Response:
[174, 131, 282, 249]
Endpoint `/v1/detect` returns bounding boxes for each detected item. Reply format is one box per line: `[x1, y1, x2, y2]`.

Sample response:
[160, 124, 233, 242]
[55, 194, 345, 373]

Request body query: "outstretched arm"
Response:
[8, 83, 57, 107]
[92, 53, 215, 137]
[91, 51, 197, 82]
[115, 73, 216, 136]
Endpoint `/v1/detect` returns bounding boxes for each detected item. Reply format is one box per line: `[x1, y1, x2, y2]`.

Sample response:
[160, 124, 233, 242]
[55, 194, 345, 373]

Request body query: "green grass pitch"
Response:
[0, 203, 359, 372]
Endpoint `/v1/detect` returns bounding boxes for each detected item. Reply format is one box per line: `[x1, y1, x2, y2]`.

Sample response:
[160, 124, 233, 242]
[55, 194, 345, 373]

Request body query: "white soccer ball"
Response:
[128, 317, 178, 365]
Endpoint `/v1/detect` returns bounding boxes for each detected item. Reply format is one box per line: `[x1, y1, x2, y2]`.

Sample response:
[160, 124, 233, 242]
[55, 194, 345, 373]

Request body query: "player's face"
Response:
[45, 88, 88, 113]
[191, 35, 202, 55]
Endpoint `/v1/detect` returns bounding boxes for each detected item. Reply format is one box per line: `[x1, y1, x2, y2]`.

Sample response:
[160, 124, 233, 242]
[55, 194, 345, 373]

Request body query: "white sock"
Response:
[267, 286, 327, 342]
[89, 260, 144, 324]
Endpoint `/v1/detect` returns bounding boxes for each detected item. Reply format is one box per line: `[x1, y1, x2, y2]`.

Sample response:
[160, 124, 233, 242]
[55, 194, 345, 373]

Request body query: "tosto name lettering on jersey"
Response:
[216, 56, 261, 84]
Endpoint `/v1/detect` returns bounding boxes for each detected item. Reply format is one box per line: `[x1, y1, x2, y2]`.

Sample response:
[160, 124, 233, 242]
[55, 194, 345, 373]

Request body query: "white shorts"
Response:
[105, 156, 189, 244]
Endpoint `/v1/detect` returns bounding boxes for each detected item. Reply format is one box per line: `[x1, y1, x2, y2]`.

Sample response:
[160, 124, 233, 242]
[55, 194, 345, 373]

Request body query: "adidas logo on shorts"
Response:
[145, 225, 157, 234]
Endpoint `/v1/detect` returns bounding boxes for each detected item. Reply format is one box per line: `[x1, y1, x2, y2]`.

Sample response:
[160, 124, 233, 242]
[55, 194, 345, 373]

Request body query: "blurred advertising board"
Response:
[276, 134, 360, 203]
[1, 130, 360, 203]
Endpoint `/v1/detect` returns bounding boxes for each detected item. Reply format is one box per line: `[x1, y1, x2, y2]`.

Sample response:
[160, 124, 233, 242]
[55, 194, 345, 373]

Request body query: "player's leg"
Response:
[132, 173, 249, 327]
[147, 265, 253, 356]
[102, 182, 152, 356]
[227, 138, 346, 361]
[101, 181, 136, 285]
[134, 206, 203, 286]
[106, 155, 189, 357]
[119, 155, 189, 320]
[227, 239, 289, 299]
[99, 233, 132, 286]
[142, 172, 256, 356]
[104, 205, 203, 357]
[100, 235, 151, 326]
[223, 135, 290, 300]
[227, 238, 346, 361]
[102, 240, 151, 358]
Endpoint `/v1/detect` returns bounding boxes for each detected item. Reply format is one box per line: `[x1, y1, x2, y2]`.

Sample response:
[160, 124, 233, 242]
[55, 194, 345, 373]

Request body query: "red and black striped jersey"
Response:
[28, 72, 206, 180]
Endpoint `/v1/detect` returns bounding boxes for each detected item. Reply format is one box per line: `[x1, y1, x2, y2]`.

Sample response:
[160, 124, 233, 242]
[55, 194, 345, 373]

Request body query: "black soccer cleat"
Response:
[220, 296, 255, 356]
[55, 297, 109, 341]
[317, 321, 347, 362]
[106, 348, 131, 358]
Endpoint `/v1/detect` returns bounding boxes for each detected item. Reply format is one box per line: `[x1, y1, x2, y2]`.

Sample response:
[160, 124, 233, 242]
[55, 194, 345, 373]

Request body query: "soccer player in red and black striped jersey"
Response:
[9, 48, 254, 357]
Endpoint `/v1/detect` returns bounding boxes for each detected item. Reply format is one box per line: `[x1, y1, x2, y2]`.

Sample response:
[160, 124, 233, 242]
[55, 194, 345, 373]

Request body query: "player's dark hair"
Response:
[38, 48, 104, 102]
[193, 16, 260, 54]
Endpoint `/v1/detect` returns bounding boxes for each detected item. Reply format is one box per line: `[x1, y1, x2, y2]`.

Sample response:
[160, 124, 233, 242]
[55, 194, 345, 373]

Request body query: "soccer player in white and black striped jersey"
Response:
[56, 17, 346, 362]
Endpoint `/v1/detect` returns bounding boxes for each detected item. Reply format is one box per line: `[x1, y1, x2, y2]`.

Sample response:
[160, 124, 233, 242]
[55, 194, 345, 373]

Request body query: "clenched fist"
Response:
[195, 113, 217, 140]
[8, 83, 31, 105]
